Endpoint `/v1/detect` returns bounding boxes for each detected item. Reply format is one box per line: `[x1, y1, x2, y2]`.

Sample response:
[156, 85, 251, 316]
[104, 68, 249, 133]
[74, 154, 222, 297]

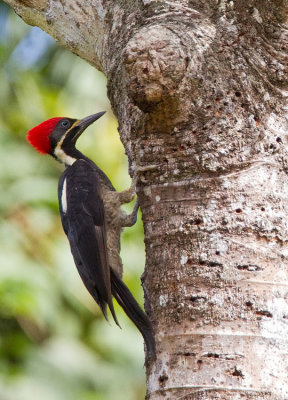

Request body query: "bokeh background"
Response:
[0, 2, 146, 399]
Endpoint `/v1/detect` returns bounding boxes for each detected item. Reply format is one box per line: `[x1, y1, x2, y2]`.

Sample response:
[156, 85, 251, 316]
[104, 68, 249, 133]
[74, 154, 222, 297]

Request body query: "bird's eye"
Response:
[61, 120, 70, 128]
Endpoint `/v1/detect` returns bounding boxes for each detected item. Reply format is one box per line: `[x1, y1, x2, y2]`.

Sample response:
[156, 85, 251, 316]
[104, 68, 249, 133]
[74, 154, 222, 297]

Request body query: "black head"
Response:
[27, 112, 106, 163]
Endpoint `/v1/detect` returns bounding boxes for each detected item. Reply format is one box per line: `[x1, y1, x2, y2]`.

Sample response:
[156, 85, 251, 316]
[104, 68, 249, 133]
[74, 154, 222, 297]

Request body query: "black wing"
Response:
[58, 159, 118, 324]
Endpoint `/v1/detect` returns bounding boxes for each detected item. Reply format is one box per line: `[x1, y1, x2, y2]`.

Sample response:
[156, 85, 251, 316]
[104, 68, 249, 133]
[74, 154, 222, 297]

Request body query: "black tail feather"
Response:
[107, 290, 120, 328]
[85, 278, 120, 328]
[110, 268, 156, 359]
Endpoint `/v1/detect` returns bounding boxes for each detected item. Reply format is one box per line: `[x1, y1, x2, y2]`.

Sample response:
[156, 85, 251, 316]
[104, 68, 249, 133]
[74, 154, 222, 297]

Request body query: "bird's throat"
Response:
[54, 146, 77, 166]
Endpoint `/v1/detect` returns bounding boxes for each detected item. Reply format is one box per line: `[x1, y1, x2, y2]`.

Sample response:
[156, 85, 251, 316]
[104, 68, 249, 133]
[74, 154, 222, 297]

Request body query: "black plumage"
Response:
[58, 158, 155, 357]
[58, 159, 117, 322]
[47, 114, 156, 358]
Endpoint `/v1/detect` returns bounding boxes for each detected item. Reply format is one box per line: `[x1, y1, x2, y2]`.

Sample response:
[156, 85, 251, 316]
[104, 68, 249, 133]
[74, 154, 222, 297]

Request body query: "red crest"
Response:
[26, 118, 62, 154]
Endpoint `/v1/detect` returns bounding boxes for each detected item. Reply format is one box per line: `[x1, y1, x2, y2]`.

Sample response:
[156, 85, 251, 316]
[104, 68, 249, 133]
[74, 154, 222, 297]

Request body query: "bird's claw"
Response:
[133, 164, 158, 184]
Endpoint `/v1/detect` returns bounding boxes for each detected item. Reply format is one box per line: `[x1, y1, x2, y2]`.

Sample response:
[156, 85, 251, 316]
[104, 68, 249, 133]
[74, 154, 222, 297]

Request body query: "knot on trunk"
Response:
[123, 25, 187, 118]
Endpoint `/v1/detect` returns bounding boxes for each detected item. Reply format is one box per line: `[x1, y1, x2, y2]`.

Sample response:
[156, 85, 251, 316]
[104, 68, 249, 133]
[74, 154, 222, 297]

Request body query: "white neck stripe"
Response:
[54, 147, 76, 166]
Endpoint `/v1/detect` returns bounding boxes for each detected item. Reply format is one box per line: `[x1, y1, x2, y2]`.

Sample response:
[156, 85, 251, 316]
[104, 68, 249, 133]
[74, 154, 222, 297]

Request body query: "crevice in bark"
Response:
[255, 309, 273, 318]
[228, 366, 245, 379]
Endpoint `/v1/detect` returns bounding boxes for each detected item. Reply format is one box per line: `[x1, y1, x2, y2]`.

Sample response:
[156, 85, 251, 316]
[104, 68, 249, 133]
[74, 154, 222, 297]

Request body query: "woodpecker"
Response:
[26, 112, 155, 358]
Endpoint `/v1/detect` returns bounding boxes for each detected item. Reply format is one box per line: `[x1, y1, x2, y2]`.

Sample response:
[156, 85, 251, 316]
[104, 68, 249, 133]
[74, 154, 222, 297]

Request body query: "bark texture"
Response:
[5, 0, 288, 398]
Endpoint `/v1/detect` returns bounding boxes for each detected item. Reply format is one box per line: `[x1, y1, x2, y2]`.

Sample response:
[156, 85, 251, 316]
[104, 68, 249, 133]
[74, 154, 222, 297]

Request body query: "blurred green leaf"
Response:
[0, 2, 146, 399]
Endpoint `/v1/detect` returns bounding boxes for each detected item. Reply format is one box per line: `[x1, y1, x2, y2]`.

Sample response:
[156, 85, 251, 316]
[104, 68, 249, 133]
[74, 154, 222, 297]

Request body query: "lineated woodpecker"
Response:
[26, 112, 155, 358]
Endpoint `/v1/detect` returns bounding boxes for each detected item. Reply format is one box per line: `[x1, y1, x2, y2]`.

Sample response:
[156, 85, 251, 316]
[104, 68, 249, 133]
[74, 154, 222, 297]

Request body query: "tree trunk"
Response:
[5, 0, 288, 398]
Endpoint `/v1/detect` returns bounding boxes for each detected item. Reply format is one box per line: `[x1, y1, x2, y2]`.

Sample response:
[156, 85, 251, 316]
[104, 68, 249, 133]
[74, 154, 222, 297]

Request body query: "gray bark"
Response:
[5, 0, 288, 398]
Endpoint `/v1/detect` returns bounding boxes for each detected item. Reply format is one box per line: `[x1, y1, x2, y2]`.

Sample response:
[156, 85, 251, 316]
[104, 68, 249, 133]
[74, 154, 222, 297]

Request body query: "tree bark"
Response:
[5, 0, 288, 398]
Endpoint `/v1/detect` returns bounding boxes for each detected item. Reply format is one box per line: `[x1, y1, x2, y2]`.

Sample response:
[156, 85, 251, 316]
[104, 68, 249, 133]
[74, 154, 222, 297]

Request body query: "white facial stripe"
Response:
[58, 119, 81, 147]
[54, 119, 80, 166]
[61, 178, 67, 214]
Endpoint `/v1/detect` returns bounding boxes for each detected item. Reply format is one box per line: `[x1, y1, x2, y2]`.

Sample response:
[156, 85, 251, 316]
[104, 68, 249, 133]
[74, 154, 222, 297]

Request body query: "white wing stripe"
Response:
[61, 178, 68, 214]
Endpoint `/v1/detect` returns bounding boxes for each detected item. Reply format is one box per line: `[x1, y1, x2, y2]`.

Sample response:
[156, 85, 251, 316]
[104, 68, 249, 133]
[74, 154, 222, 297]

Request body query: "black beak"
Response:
[77, 112, 106, 130]
[72, 111, 106, 141]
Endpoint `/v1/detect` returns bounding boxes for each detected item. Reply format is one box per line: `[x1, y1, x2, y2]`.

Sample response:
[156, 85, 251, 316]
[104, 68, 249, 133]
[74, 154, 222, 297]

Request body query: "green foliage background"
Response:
[0, 3, 146, 399]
